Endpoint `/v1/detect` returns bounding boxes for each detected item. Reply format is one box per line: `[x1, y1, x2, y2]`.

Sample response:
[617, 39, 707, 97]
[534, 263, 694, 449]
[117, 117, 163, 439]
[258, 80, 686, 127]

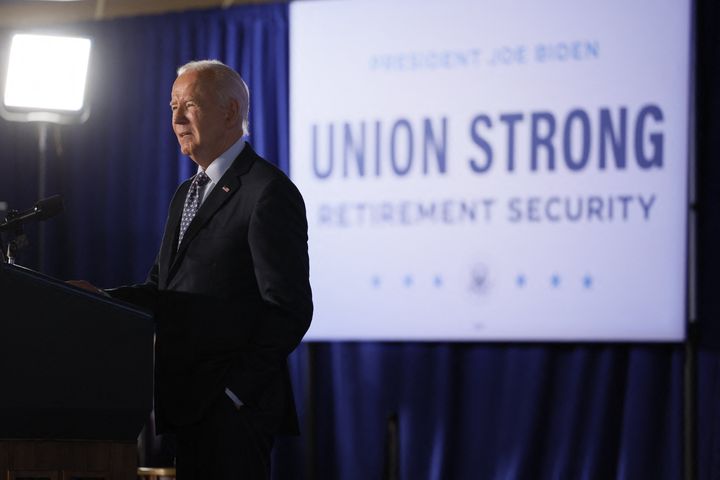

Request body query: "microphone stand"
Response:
[1, 210, 30, 266]
[6, 241, 16, 265]
[0, 204, 5, 264]
[0, 196, 63, 268]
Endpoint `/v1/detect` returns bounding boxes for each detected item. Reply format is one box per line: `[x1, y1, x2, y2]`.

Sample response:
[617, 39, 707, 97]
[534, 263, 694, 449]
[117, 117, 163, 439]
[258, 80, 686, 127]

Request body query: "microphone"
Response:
[0, 195, 64, 232]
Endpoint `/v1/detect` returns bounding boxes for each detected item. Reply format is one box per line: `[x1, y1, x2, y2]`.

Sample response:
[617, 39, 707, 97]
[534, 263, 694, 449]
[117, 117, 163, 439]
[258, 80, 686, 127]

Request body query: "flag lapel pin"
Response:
[222, 186, 230, 193]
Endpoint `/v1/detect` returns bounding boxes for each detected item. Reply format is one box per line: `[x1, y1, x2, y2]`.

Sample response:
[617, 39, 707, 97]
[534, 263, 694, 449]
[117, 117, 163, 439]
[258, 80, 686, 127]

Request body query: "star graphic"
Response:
[433, 275, 443, 287]
[583, 274, 593, 289]
[551, 274, 561, 288]
[371, 275, 381, 288]
[404, 275, 414, 287]
[516, 274, 526, 287]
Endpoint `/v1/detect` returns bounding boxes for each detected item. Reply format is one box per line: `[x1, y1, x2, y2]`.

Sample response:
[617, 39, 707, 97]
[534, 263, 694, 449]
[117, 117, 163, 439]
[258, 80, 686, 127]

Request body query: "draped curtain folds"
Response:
[0, 3, 719, 479]
[298, 343, 683, 480]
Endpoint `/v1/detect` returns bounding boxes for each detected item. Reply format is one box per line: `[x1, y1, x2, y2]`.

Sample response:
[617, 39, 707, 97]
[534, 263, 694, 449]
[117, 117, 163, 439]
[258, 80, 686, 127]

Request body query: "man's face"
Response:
[170, 70, 228, 164]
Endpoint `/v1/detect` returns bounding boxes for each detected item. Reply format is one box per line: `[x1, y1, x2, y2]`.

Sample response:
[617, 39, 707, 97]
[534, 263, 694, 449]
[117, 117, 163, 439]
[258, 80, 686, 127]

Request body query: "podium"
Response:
[0, 263, 154, 480]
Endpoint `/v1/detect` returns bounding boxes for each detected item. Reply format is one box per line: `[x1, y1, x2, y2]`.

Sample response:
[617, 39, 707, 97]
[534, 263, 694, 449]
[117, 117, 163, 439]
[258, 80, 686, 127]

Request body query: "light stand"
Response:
[37, 122, 48, 268]
[0, 33, 92, 269]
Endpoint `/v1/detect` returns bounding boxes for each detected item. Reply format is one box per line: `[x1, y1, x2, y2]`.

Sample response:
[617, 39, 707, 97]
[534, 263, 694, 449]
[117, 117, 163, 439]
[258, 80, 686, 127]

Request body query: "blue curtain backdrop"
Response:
[0, 2, 718, 479]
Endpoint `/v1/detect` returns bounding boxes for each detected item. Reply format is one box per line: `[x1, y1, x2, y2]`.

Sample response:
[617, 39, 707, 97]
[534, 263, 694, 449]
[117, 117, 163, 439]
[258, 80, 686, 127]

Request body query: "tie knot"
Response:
[195, 171, 210, 187]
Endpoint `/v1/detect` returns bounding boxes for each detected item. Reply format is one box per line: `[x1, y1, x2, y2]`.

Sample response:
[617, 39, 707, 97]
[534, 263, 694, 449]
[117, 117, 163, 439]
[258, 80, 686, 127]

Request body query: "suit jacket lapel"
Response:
[167, 144, 258, 282]
[159, 180, 190, 286]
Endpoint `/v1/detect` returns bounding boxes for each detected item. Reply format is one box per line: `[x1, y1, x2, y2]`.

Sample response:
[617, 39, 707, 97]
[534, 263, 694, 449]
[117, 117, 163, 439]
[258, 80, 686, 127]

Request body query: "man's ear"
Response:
[225, 98, 240, 126]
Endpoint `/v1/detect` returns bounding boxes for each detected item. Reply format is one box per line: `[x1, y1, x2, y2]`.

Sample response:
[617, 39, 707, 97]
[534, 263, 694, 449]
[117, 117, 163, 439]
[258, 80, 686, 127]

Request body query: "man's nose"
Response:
[173, 107, 188, 124]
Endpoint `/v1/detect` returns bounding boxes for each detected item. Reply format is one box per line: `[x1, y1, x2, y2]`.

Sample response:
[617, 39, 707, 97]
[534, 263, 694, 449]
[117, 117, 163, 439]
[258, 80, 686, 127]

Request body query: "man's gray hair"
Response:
[177, 59, 250, 136]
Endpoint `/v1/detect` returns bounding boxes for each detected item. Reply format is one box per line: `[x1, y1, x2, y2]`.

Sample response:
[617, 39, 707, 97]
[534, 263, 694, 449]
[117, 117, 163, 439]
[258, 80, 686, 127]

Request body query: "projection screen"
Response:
[290, 0, 692, 341]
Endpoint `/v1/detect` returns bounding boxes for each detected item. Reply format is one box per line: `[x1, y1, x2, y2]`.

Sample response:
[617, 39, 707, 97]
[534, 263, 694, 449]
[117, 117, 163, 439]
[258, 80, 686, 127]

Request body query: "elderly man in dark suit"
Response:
[75, 60, 312, 479]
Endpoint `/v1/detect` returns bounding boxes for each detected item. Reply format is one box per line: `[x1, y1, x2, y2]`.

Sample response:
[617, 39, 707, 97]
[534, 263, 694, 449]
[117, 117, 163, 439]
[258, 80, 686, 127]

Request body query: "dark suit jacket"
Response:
[109, 143, 312, 435]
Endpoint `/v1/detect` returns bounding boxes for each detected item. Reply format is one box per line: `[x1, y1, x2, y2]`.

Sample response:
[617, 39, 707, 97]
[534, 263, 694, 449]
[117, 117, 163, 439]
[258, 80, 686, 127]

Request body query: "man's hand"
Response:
[66, 280, 106, 295]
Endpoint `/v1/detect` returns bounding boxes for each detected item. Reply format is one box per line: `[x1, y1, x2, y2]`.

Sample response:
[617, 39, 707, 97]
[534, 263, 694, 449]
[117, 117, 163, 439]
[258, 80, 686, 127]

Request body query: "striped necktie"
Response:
[178, 171, 210, 247]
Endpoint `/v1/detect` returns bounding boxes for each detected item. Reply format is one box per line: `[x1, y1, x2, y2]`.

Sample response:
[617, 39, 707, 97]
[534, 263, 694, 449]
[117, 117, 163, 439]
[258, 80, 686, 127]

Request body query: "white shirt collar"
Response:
[198, 137, 245, 184]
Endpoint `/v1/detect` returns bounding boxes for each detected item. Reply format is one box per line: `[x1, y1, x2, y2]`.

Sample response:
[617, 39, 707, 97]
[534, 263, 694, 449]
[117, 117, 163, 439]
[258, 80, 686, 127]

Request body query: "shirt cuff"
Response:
[225, 387, 244, 408]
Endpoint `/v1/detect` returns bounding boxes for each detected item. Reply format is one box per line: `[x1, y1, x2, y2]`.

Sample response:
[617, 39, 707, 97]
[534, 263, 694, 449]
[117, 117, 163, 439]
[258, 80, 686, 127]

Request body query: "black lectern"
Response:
[0, 263, 154, 480]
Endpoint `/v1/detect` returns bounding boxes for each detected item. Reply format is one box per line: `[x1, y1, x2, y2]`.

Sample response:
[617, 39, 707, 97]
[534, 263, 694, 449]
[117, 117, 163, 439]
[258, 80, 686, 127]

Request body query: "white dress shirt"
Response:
[196, 137, 245, 206]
